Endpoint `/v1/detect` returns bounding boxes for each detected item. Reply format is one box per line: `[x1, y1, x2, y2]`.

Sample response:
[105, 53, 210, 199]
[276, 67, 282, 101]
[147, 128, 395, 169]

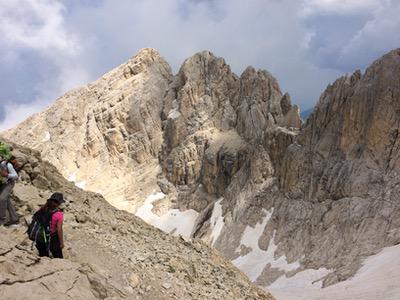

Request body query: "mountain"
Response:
[4, 48, 400, 299]
[0, 141, 273, 300]
[3, 48, 173, 210]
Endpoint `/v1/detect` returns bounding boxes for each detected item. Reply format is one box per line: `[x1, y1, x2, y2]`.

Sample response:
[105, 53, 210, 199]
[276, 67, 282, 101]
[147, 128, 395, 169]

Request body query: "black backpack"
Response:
[27, 209, 56, 244]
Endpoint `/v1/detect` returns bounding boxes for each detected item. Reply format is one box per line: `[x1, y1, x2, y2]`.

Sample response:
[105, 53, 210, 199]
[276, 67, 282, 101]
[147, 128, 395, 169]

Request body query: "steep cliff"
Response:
[4, 48, 172, 210]
[208, 49, 400, 296]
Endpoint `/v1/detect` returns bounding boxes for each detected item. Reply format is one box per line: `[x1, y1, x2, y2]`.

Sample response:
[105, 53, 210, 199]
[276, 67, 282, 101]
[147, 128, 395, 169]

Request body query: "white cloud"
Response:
[301, 0, 383, 16]
[0, 0, 80, 54]
[338, 1, 400, 67]
[301, 0, 400, 71]
[0, 100, 44, 132]
[1, 0, 399, 132]
[0, 0, 90, 131]
[63, 0, 342, 107]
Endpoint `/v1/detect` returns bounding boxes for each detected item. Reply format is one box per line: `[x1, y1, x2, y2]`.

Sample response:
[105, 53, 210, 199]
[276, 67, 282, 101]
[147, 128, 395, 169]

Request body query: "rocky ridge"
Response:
[4, 48, 172, 209]
[0, 142, 273, 300]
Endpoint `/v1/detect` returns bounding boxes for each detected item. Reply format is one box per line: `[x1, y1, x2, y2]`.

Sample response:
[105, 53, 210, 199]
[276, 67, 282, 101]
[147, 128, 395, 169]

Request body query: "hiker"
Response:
[31, 193, 65, 258]
[0, 155, 19, 226]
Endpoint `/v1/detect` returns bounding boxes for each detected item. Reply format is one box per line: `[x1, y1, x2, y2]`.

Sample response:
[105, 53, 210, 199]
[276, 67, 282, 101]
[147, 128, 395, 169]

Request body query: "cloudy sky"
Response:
[0, 0, 399, 131]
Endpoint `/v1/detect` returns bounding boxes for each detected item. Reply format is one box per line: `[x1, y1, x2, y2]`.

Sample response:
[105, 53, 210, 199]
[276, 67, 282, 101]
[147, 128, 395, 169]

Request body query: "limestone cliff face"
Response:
[4, 48, 172, 209]
[160, 51, 299, 205]
[263, 49, 400, 286]
[211, 49, 400, 288]
[4, 49, 300, 211]
[281, 49, 400, 198]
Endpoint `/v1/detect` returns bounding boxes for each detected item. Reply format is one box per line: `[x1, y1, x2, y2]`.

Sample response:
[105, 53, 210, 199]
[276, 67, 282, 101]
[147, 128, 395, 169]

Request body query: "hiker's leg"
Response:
[36, 242, 49, 257]
[0, 182, 19, 223]
[0, 184, 8, 224]
[6, 197, 19, 223]
[50, 234, 63, 259]
[5, 183, 18, 222]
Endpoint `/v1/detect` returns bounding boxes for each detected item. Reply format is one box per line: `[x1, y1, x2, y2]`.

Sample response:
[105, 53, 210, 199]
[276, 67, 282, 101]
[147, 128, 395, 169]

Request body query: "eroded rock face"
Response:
[281, 49, 400, 199]
[0, 143, 274, 300]
[267, 49, 400, 284]
[3, 48, 172, 210]
[3, 48, 301, 212]
[160, 51, 299, 205]
[212, 49, 400, 289]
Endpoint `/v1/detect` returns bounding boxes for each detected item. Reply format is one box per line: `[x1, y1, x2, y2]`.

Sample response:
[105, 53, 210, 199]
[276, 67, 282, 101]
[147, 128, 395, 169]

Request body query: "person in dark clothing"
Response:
[35, 193, 65, 258]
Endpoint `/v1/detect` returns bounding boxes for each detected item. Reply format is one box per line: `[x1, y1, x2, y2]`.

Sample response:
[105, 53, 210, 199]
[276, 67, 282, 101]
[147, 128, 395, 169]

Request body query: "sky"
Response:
[0, 0, 399, 131]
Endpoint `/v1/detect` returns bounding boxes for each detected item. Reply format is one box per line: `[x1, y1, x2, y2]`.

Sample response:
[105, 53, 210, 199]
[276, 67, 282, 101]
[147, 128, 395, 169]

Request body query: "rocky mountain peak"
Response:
[3, 48, 173, 209]
[123, 47, 170, 76]
[299, 47, 400, 171]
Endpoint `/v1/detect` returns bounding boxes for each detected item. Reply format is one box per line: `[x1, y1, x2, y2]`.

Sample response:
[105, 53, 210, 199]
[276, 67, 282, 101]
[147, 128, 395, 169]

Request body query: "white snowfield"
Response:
[68, 173, 76, 182]
[230, 207, 400, 300]
[269, 244, 400, 300]
[67, 172, 86, 190]
[75, 181, 86, 189]
[232, 209, 300, 282]
[136, 192, 199, 238]
[209, 198, 225, 246]
[133, 194, 400, 300]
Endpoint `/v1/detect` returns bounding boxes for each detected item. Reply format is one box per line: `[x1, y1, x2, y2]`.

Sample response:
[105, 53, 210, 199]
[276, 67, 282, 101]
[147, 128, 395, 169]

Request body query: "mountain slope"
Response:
[0, 142, 273, 300]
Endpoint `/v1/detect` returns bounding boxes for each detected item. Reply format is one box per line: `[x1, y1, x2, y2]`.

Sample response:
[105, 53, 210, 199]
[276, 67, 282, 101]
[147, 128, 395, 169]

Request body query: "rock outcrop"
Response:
[0, 142, 274, 300]
[269, 48, 400, 284]
[160, 51, 300, 215]
[208, 49, 400, 291]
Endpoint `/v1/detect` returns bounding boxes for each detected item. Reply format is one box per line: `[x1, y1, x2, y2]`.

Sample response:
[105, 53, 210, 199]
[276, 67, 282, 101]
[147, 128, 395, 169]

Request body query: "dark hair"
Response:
[43, 199, 60, 211]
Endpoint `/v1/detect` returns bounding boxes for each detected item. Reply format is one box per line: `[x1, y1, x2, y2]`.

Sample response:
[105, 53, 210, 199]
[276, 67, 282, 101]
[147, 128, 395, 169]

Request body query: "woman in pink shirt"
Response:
[35, 193, 65, 258]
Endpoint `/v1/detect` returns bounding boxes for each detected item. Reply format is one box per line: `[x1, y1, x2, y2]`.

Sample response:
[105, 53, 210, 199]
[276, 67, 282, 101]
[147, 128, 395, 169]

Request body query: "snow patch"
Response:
[268, 244, 400, 300]
[67, 171, 86, 190]
[168, 108, 181, 119]
[68, 172, 77, 182]
[136, 192, 199, 238]
[167, 99, 181, 119]
[75, 181, 86, 189]
[209, 198, 224, 246]
[268, 268, 330, 299]
[232, 208, 300, 281]
[42, 131, 51, 142]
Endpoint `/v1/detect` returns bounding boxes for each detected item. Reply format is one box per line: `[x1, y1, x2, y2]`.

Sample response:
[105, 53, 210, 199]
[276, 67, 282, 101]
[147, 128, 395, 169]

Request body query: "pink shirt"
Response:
[50, 211, 63, 234]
